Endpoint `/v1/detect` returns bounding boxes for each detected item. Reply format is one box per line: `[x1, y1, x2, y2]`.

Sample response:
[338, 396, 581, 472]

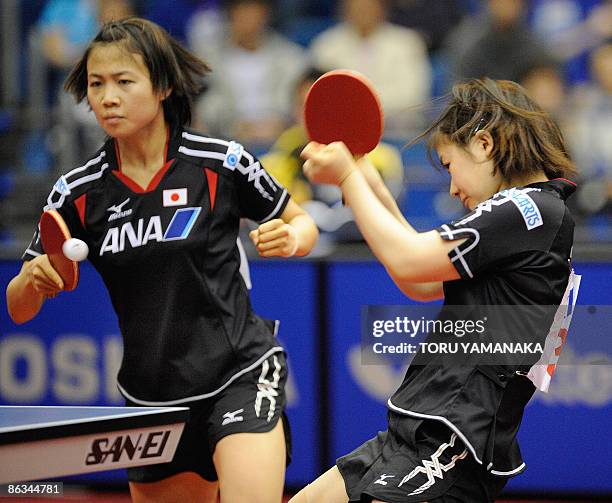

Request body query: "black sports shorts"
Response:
[126, 351, 291, 483]
[337, 413, 507, 502]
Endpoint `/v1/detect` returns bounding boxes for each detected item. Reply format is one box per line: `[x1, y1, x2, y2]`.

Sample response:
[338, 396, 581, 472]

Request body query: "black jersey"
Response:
[24, 127, 290, 405]
[389, 179, 576, 477]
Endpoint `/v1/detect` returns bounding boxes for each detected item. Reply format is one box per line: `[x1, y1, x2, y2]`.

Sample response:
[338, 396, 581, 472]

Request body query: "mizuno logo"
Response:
[107, 198, 133, 221]
[374, 474, 395, 486]
[99, 207, 201, 255]
[222, 409, 245, 425]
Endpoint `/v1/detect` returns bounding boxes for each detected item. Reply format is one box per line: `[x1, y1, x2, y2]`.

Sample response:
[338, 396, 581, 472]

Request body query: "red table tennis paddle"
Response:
[304, 69, 384, 156]
[39, 209, 79, 291]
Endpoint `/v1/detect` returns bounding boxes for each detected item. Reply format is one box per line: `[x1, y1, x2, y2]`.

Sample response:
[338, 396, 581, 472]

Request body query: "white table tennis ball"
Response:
[62, 238, 89, 262]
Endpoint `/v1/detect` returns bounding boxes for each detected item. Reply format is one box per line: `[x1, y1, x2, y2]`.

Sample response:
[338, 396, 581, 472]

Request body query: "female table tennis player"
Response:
[294, 78, 578, 502]
[6, 17, 318, 503]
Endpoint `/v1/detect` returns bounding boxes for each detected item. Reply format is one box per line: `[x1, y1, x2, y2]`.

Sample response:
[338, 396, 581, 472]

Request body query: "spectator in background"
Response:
[37, 0, 135, 169]
[387, 0, 470, 97]
[530, 0, 612, 84]
[309, 0, 431, 137]
[39, 0, 134, 76]
[275, 0, 335, 27]
[519, 63, 568, 120]
[186, 1, 224, 56]
[445, 0, 555, 83]
[260, 67, 404, 247]
[388, 0, 468, 53]
[565, 41, 612, 216]
[193, 0, 308, 150]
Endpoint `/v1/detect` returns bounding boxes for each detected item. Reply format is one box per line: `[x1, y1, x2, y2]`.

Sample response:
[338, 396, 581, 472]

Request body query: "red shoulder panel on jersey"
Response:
[74, 193, 87, 228]
[205, 168, 218, 211]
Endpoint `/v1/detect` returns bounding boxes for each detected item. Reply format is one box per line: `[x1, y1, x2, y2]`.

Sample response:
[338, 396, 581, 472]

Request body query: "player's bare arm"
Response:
[302, 141, 464, 283]
[354, 156, 445, 301]
[355, 156, 410, 228]
[6, 256, 64, 324]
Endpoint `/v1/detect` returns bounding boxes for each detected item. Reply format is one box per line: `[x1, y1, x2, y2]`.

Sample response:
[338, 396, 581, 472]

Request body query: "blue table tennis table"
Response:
[0, 406, 188, 484]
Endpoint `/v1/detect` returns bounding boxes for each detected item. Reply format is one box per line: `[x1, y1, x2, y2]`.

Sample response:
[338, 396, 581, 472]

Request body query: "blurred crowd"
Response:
[0, 0, 611, 254]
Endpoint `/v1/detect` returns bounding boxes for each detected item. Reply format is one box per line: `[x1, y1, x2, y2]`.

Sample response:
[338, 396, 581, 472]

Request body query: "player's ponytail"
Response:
[65, 17, 210, 127]
[413, 78, 577, 182]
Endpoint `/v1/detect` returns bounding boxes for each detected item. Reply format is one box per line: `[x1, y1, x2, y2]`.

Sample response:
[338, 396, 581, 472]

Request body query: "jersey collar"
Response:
[525, 178, 577, 201]
[108, 125, 183, 193]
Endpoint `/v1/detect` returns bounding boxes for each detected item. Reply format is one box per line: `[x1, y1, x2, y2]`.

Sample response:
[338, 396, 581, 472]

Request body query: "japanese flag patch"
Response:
[163, 188, 187, 207]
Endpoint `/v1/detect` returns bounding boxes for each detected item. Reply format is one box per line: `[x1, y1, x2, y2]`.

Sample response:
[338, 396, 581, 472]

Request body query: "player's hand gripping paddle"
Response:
[39, 210, 85, 291]
[304, 69, 384, 156]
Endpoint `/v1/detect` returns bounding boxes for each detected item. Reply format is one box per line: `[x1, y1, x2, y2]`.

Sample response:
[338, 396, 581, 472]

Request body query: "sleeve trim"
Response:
[259, 189, 289, 223]
[178, 146, 226, 162]
[23, 249, 42, 260]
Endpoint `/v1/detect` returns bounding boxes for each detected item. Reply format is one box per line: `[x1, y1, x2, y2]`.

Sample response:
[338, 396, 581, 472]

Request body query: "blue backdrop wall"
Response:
[1, 260, 610, 493]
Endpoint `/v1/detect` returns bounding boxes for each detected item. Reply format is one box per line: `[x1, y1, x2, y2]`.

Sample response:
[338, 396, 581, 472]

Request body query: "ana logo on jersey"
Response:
[99, 207, 201, 255]
[107, 198, 133, 221]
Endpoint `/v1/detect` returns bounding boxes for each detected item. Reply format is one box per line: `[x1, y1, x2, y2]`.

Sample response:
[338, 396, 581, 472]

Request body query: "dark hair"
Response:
[413, 78, 577, 182]
[64, 17, 211, 127]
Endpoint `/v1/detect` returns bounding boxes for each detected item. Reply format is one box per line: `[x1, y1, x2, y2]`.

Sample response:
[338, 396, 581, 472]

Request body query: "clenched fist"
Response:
[301, 141, 356, 186]
[249, 219, 299, 258]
